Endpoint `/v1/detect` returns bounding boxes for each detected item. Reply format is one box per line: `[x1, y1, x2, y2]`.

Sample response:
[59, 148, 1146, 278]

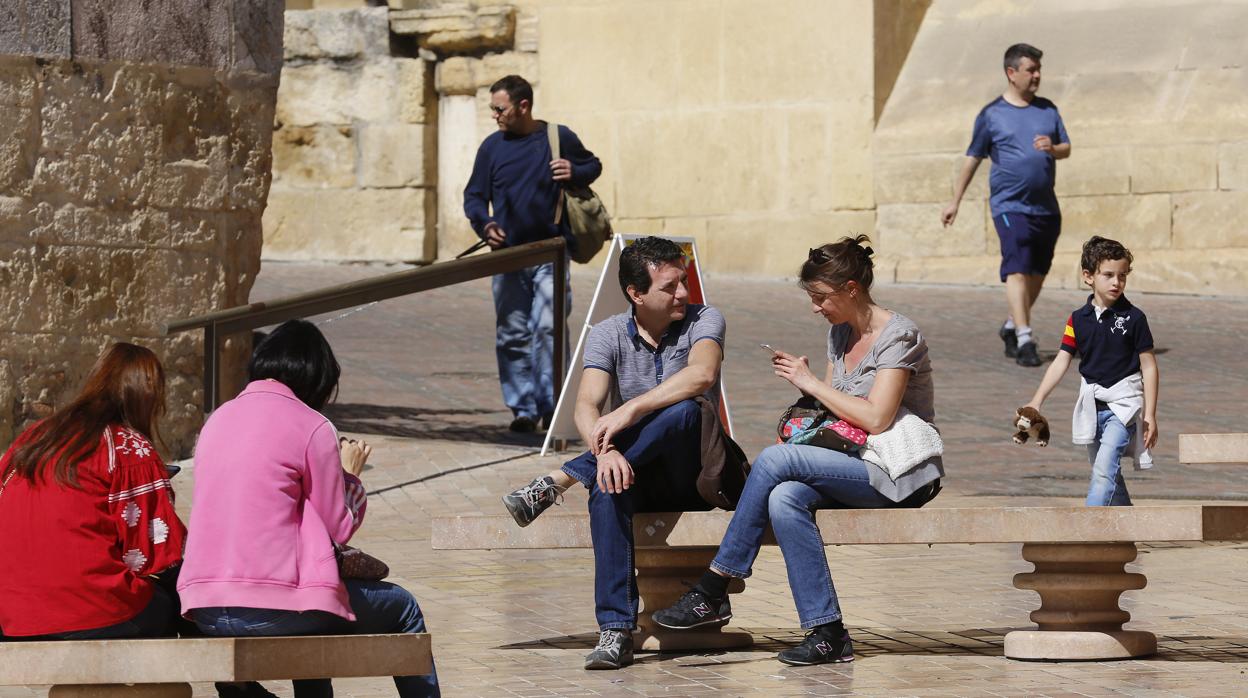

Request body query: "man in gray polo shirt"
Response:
[500, 236, 726, 670]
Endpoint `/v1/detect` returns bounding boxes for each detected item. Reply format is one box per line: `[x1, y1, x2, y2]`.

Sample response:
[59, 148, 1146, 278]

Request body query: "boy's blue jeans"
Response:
[561, 399, 709, 631]
[1086, 408, 1134, 506]
[710, 444, 904, 629]
[192, 580, 440, 698]
[492, 261, 570, 422]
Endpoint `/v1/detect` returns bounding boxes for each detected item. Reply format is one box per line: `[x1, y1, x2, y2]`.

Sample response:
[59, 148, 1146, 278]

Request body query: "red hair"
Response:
[7, 343, 166, 487]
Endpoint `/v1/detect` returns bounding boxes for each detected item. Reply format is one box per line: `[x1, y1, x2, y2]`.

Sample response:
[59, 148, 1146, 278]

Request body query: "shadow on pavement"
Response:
[325, 402, 546, 446]
[497, 628, 1248, 663]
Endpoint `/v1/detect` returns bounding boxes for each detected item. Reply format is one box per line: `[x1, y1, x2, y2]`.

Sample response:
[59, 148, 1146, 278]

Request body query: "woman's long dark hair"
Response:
[7, 343, 166, 487]
[247, 320, 340, 411]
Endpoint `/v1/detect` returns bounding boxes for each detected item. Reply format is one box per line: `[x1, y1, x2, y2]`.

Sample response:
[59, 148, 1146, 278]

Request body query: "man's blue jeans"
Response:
[561, 399, 709, 631]
[710, 444, 904, 629]
[1086, 409, 1134, 506]
[492, 260, 570, 421]
[192, 580, 440, 698]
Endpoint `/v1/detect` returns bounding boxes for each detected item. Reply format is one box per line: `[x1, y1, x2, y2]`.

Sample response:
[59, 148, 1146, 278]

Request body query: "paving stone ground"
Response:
[7, 262, 1247, 697]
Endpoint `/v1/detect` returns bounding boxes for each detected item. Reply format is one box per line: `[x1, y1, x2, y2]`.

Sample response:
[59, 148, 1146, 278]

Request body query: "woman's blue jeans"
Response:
[193, 580, 439, 698]
[1085, 409, 1134, 506]
[711, 444, 903, 629]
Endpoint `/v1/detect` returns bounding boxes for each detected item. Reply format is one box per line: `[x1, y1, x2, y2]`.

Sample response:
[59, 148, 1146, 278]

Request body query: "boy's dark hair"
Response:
[248, 319, 341, 411]
[489, 75, 533, 106]
[619, 237, 685, 301]
[1004, 43, 1043, 70]
[1080, 236, 1134, 275]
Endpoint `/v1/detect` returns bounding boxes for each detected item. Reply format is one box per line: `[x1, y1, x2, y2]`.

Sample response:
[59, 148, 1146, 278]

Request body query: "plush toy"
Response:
[1013, 406, 1050, 447]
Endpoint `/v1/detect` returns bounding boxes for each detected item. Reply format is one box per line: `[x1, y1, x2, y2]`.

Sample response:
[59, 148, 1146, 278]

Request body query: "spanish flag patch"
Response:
[1061, 315, 1077, 351]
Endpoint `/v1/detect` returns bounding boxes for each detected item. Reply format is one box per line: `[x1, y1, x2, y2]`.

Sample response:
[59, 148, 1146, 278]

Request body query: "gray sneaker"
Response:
[584, 629, 634, 670]
[502, 476, 562, 527]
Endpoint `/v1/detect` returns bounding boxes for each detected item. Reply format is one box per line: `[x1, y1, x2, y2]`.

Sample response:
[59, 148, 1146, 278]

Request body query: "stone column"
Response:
[0, 0, 283, 454]
[437, 91, 486, 260]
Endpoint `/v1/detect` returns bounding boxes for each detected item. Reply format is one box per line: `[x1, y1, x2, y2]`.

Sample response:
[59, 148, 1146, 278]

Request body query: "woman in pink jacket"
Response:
[178, 320, 439, 698]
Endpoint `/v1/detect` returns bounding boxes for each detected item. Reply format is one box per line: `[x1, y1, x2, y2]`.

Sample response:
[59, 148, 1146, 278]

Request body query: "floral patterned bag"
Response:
[777, 395, 868, 455]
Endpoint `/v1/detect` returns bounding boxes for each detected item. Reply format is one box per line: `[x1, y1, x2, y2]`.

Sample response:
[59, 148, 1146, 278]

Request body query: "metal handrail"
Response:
[166, 238, 568, 412]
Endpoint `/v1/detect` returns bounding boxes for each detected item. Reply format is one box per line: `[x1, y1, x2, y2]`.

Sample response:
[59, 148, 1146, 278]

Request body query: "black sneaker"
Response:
[509, 416, 538, 433]
[584, 629, 634, 670]
[650, 587, 732, 630]
[777, 628, 854, 666]
[1016, 341, 1042, 367]
[999, 326, 1018, 358]
[502, 476, 562, 527]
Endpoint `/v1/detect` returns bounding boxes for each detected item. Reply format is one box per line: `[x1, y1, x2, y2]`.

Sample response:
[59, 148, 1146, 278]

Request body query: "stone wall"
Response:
[274, 0, 1248, 295]
[476, 0, 887, 277]
[262, 7, 437, 262]
[0, 1, 282, 454]
[874, 0, 1248, 295]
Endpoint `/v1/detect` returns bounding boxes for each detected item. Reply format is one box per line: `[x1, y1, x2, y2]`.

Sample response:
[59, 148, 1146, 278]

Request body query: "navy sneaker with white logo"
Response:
[650, 587, 732, 630]
[777, 628, 854, 666]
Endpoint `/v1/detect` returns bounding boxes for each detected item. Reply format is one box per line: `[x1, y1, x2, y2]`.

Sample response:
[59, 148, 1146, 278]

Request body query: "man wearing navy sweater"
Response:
[464, 75, 603, 433]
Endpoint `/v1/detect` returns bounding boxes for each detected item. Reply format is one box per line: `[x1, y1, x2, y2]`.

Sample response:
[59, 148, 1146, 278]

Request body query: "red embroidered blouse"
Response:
[0, 424, 187, 637]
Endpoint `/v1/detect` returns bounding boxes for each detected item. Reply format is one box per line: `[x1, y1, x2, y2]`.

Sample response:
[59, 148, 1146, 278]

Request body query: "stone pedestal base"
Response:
[634, 547, 753, 651]
[1004, 630, 1156, 660]
[1006, 542, 1155, 660]
[50, 684, 192, 698]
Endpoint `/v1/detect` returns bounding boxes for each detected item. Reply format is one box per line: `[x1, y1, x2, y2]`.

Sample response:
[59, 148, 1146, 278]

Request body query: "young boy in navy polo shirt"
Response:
[1021, 236, 1159, 505]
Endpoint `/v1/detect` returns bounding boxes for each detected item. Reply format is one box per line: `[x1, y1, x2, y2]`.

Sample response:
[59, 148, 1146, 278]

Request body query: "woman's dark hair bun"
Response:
[799, 234, 875, 292]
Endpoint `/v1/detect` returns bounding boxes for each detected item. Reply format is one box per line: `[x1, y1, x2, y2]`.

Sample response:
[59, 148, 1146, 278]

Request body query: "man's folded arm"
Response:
[619, 338, 722, 419]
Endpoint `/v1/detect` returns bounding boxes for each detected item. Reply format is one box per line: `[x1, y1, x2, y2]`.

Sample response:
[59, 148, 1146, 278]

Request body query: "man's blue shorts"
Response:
[993, 212, 1061, 281]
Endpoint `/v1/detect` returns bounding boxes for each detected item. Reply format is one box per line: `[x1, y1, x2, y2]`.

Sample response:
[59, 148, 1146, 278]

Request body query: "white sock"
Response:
[1016, 326, 1033, 346]
[1003, 318, 1016, 331]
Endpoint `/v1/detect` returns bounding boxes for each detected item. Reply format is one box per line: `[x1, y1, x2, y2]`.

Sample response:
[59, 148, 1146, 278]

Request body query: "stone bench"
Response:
[1179, 433, 1248, 464]
[0, 633, 432, 698]
[432, 506, 1248, 661]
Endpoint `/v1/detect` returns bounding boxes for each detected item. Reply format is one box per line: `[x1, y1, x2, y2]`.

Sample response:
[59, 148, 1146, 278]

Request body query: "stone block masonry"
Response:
[263, 7, 438, 263]
[0, 1, 282, 454]
[873, 1, 1248, 295]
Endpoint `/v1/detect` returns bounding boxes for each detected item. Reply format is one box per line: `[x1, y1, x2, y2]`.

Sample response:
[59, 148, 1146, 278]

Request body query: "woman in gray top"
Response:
[650, 235, 943, 665]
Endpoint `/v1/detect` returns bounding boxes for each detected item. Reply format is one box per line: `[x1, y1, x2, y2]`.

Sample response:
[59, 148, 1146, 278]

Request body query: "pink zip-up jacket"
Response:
[178, 381, 367, 620]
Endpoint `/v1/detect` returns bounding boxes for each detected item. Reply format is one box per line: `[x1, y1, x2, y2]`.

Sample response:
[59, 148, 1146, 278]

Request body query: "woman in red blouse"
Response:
[0, 342, 187, 639]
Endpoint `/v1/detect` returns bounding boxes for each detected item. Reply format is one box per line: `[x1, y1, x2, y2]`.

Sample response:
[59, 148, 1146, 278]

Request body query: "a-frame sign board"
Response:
[541, 235, 734, 456]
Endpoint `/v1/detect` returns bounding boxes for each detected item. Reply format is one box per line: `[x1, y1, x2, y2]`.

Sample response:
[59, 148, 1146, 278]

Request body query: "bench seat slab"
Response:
[1179, 433, 1248, 464]
[0, 634, 431, 685]
[50, 684, 191, 698]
